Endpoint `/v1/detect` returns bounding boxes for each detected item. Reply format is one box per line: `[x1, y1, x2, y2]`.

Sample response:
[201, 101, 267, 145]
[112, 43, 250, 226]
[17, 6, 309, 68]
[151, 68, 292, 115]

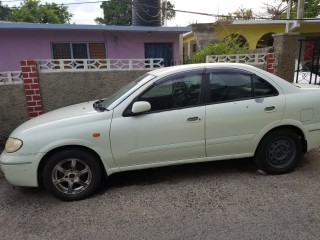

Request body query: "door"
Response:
[205, 69, 285, 157]
[110, 71, 206, 167]
[145, 43, 173, 67]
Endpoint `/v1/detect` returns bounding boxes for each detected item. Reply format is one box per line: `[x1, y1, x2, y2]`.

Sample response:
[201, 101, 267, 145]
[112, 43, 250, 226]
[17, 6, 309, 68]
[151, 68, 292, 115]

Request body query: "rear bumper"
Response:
[307, 129, 320, 150]
[0, 151, 40, 187]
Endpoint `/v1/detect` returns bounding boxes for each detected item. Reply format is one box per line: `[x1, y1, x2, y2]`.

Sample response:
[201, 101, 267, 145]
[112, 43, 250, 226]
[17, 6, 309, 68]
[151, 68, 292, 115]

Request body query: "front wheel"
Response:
[255, 129, 302, 174]
[42, 149, 102, 201]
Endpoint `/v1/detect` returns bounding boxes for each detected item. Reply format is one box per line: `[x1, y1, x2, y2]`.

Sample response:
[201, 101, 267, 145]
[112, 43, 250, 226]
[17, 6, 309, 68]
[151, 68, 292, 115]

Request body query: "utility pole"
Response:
[285, 0, 292, 33]
[297, 0, 305, 19]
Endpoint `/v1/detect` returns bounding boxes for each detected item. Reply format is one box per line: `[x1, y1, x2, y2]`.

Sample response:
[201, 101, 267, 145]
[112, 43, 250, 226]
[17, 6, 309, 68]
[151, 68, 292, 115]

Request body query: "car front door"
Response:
[110, 70, 206, 167]
[205, 69, 286, 158]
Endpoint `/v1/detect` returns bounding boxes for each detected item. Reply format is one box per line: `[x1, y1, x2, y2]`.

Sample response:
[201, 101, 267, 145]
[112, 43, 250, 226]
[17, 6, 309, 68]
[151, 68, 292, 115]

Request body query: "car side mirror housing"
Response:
[132, 101, 151, 114]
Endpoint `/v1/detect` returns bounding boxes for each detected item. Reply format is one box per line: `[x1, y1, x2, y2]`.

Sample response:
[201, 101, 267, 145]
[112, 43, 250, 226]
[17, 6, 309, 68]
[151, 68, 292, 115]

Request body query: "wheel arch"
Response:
[37, 145, 108, 187]
[256, 125, 307, 155]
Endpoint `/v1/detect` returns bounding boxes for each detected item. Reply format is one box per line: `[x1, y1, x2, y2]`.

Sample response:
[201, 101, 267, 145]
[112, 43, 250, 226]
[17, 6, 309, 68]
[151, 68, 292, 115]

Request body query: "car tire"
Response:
[255, 129, 302, 174]
[42, 149, 102, 201]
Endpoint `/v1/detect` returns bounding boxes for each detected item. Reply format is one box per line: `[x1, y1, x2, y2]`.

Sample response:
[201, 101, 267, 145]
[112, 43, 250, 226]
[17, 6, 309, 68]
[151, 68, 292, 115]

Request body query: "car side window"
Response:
[254, 76, 279, 97]
[139, 73, 202, 112]
[208, 72, 253, 103]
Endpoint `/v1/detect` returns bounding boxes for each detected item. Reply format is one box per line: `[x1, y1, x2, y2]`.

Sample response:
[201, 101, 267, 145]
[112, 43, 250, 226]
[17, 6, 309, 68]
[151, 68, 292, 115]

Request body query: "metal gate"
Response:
[295, 38, 320, 84]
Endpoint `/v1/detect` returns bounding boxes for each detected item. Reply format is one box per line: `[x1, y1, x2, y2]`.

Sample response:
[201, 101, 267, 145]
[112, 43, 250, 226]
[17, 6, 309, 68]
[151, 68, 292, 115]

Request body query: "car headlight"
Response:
[5, 137, 23, 153]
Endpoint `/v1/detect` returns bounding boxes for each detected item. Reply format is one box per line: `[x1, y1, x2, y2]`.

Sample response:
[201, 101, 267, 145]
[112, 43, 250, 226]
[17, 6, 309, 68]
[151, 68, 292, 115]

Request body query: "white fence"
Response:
[0, 71, 23, 85]
[0, 58, 164, 85]
[206, 53, 266, 65]
[37, 58, 164, 72]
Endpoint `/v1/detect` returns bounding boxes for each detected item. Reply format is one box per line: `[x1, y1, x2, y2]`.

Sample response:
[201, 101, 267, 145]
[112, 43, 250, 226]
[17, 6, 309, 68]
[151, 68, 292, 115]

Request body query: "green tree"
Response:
[0, 1, 13, 21]
[95, 0, 176, 25]
[10, 0, 72, 24]
[95, 0, 132, 25]
[264, 2, 287, 19]
[268, 0, 320, 18]
[295, 0, 320, 18]
[221, 6, 254, 20]
[161, 1, 175, 22]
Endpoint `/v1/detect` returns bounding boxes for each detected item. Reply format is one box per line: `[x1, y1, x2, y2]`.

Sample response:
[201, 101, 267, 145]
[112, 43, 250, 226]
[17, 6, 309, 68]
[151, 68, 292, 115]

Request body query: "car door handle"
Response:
[187, 116, 201, 122]
[264, 106, 276, 112]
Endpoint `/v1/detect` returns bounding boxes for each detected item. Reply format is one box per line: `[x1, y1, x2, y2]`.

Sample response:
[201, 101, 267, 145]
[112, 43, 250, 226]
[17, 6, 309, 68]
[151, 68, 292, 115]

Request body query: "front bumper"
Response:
[0, 151, 41, 187]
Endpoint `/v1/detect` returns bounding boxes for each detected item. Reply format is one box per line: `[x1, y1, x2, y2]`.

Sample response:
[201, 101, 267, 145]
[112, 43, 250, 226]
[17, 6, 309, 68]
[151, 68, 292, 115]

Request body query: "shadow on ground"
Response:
[102, 158, 258, 191]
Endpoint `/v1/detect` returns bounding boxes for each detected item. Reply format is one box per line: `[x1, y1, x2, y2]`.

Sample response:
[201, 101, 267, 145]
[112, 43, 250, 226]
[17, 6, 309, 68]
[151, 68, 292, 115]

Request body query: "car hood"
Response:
[12, 101, 110, 135]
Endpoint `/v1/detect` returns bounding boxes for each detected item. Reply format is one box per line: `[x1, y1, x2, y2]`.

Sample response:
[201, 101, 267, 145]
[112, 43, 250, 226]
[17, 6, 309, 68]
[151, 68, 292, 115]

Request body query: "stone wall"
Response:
[272, 33, 300, 82]
[191, 23, 220, 50]
[40, 70, 148, 112]
[0, 84, 29, 146]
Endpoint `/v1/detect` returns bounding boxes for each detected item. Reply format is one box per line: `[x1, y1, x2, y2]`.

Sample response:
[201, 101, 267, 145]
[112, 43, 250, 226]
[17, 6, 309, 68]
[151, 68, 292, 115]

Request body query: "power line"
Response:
[2, 0, 104, 5]
[1, 0, 23, 2]
[3, 0, 320, 21]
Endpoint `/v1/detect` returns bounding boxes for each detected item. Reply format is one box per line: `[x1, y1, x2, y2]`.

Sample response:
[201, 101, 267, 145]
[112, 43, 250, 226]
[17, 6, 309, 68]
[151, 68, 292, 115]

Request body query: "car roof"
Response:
[148, 63, 258, 77]
[148, 63, 300, 94]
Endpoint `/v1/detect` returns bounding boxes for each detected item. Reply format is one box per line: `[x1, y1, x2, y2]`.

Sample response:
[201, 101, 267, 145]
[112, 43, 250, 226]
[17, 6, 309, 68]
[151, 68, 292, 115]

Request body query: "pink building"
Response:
[0, 22, 191, 71]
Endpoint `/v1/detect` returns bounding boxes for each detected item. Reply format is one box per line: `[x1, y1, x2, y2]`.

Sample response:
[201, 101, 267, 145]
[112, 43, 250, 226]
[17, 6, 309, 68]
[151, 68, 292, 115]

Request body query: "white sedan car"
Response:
[1, 63, 320, 201]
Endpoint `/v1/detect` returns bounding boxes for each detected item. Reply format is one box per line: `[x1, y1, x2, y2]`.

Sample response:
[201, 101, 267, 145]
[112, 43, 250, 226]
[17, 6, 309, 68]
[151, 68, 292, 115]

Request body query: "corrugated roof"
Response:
[0, 21, 191, 33]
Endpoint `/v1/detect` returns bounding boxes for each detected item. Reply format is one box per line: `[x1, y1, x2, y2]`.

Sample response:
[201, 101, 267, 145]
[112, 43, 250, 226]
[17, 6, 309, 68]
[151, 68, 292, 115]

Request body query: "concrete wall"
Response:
[40, 70, 148, 112]
[191, 23, 220, 50]
[0, 84, 29, 146]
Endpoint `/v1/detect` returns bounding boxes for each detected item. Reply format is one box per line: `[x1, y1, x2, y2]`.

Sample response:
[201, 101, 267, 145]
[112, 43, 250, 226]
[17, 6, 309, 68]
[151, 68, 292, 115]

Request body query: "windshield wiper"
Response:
[93, 99, 108, 112]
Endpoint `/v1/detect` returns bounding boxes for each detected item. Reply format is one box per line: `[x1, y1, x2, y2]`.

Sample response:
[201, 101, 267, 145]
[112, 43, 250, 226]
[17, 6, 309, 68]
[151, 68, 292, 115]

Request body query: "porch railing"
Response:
[0, 71, 23, 85]
[37, 58, 164, 73]
[206, 53, 266, 65]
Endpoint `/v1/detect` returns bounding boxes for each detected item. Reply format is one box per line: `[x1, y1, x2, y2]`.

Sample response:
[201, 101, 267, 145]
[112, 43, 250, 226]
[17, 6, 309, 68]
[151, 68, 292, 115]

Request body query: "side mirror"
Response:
[132, 101, 151, 114]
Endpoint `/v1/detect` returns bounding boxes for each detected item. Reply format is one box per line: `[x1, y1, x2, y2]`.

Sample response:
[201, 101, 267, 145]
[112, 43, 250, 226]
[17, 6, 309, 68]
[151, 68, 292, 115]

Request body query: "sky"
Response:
[5, 0, 277, 26]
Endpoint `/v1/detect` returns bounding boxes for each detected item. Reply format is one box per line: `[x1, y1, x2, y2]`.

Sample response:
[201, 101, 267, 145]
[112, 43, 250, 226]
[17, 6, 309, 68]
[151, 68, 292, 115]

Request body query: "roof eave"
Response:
[0, 22, 192, 33]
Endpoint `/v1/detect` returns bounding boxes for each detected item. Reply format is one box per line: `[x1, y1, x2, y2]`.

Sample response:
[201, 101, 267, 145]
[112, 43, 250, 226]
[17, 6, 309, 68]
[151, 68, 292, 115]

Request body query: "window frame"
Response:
[204, 68, 279, 105]
[123, 69, 206, 117]
[51, 42, 106, 59]
[253, 75, 279, 98]
[71, 43, 89, 59]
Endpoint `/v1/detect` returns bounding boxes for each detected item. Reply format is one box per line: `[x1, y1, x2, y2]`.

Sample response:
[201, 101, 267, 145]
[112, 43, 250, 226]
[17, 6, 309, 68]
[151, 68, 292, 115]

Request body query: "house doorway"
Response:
[145, 43, 173, 67]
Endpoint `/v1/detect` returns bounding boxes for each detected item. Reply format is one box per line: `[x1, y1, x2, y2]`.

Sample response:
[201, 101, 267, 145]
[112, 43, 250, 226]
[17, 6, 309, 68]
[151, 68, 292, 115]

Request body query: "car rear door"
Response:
[204, 68, 286, 158]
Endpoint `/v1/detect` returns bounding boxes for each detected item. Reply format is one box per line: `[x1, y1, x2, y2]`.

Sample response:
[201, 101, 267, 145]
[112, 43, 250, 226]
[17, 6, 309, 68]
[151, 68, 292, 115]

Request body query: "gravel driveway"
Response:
[1, 149, 320, 240]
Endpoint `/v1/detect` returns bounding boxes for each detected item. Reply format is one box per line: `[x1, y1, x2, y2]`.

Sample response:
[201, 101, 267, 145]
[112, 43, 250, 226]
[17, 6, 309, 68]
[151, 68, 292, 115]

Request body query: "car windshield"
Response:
[101, 74, 156, 110]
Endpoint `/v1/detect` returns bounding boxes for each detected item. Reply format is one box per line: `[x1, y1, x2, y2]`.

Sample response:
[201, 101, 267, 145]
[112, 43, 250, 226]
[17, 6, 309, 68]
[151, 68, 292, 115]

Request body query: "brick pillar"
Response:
[266, 53, 276, 74]
[20, 60, 43, 118]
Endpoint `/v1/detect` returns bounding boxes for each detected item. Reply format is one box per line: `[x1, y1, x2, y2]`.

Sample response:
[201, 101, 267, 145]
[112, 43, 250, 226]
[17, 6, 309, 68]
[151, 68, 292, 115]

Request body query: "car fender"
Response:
[37, 138, 115, 175]
[253, 119, 307, 151]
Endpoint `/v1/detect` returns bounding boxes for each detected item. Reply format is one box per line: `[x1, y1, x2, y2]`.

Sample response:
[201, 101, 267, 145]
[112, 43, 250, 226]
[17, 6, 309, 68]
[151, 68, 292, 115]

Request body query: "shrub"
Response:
[184, 36, 248, 64]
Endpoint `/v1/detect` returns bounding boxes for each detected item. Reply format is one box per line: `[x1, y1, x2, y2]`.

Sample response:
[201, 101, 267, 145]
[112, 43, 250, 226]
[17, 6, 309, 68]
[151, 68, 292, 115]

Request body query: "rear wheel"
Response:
[42, 149, 102, 201]
[255, 129, 302, 174]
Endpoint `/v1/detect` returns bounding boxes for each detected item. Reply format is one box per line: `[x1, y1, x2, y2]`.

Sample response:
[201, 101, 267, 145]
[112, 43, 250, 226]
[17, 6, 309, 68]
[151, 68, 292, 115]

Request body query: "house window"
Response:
[51, 43, 106, 59]
[52, 43, 71, 59]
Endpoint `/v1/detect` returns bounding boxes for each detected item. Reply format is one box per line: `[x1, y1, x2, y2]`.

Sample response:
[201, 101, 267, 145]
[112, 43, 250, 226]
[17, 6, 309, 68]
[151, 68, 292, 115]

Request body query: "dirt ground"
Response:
[1, 149, 320, 240]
